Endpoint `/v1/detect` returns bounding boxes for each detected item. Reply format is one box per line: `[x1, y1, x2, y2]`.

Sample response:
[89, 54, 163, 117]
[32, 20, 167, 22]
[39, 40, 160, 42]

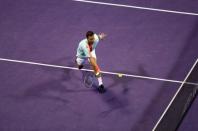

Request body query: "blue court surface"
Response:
[0, 0, 198, 131]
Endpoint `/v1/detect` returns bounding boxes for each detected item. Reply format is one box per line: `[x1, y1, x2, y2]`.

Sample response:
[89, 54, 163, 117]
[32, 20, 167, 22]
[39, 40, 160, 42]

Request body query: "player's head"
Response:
[86, 31, 95, 44]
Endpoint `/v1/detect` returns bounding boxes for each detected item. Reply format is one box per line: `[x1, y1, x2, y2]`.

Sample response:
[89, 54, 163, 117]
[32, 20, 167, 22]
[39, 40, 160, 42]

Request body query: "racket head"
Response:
[83, 71, 95, 88]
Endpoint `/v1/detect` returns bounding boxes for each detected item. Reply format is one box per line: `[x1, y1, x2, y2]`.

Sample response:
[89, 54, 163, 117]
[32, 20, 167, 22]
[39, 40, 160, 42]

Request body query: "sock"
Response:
[97, 76, 103, 86]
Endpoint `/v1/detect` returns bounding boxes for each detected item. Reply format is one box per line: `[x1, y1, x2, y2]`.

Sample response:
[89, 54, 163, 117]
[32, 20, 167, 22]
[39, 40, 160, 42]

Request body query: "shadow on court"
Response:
[83, 64, 151, 117]
[5, 57, 152, 125]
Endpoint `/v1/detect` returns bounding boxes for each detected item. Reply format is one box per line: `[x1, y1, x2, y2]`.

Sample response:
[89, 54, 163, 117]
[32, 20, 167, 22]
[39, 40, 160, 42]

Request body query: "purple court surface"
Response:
[0, 0, 198, 131]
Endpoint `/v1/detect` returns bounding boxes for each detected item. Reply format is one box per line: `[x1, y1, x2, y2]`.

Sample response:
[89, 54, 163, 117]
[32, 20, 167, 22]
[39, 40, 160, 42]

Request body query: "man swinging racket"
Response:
[76, 31, 107, 93]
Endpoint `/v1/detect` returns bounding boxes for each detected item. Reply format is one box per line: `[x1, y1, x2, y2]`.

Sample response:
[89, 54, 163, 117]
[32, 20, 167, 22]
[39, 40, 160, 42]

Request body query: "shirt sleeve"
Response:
[93, 34, 100, 49]
[94, 34, 99, 43]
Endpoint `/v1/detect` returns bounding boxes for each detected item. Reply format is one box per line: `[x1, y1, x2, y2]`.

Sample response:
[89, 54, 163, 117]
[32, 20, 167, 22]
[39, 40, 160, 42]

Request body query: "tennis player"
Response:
[76, 31, 107, 93]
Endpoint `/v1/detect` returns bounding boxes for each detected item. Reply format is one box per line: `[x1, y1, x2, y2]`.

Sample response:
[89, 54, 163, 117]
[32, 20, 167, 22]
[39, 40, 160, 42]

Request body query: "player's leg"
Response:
[76, 57, 86, 69]
[89, 51, 105, 93]
[89, 50, 99, 73]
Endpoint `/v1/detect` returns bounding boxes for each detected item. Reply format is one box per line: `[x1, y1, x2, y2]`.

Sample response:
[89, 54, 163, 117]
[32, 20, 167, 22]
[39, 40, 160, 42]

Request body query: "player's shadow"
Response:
[98, 90, 131, 117]
[83, 64, 151, 117]
[81, 71, 130, 116]
[100, 65, 151, 117]
[7, 57, 95, 106]
[40, 56, 92, 85]
[7, 77, 97, 116]
[15, 57, 95, 102]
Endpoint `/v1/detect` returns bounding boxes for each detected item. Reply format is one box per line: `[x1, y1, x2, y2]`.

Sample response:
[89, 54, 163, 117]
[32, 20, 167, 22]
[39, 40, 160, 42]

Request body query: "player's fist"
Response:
[99, 33, 107, 40]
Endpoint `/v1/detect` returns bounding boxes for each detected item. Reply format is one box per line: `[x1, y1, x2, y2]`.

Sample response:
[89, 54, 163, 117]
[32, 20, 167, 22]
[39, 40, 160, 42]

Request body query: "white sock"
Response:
[97, 76, 103, 86]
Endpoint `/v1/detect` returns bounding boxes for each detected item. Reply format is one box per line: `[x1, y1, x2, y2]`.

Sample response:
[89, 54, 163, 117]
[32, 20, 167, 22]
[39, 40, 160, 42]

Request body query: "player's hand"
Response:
[99, 33, 107, 40]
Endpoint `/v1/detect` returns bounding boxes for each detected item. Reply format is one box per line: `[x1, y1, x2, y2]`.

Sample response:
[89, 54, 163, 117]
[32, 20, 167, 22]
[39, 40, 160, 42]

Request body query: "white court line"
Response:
[152, 59, 198, 131]
[0, 58, 198, 86]
[73, 0, 198, 16]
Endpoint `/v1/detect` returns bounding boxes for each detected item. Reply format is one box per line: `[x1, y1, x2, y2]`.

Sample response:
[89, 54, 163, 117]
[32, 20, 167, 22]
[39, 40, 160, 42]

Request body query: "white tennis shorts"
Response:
[76, 50, 97, 66]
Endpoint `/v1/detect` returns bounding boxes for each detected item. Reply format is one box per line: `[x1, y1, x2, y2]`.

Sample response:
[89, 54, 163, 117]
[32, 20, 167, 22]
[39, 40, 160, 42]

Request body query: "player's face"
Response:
[87, 35, 95, 44]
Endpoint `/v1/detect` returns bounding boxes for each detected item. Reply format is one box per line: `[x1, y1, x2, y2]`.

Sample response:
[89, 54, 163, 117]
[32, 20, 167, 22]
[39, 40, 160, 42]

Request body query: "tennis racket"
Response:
[83, 71, 95, 88]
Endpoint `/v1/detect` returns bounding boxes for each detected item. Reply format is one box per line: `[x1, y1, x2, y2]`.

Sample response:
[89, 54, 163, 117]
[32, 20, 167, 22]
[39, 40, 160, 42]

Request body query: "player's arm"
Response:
[84, 46, 100, 74]
[98, 33, 107, 40]
[89, 55, 100, 74]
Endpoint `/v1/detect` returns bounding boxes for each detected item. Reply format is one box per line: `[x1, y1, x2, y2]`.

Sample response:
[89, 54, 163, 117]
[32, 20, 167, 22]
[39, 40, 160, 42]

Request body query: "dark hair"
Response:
[86, 31, 94, 38]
